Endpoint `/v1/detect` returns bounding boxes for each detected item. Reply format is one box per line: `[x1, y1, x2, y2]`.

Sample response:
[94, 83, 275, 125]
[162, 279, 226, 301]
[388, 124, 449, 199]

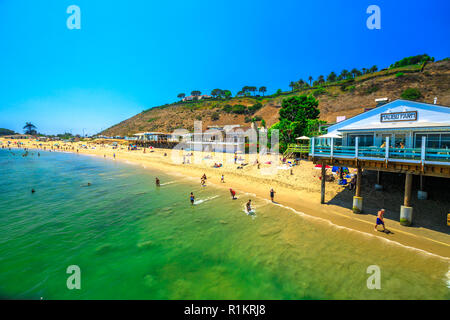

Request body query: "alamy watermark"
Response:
[67, 5, 81, 30]
[66, 265, 81, 290]
[366, 265, 381, 289]
[366, 5, 381, 30]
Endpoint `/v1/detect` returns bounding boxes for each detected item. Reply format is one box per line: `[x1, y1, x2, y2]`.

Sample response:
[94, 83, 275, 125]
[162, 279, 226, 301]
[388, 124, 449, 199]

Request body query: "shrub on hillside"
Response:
[390, 54, 434, 68]
[211, 112, 220, 121]
[231, 105, 247, 114]
[395, 72, 405, 78]
[365, 85, 379, 95]
[401, 88, 422, 101]
[312, 87, 327, 97]
[222, 104, 232, 113]
[248, 102, 262, 114]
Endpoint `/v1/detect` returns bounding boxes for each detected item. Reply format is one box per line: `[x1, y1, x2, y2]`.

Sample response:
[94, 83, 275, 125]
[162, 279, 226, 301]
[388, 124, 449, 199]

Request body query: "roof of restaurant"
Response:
[327, 99, 450, 134]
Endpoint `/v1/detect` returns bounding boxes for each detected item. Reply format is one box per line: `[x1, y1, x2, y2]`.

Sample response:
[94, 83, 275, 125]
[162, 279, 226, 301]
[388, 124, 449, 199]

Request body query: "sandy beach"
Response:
[2, 138, 449, 259]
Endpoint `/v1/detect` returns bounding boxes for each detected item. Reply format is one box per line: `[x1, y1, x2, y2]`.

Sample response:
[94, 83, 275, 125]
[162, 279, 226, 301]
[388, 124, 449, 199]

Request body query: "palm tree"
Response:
[350, 68, 360, 78]
[327, 72, 337, 83]
[177, 93, 185, 100]
[259, 86, 267, 96]
[370, 65, 378, 73]
[362, 68, 367, 75]
[340, 69, 350, 80]
[249, 86, 257, 96]
[308, 76, 313, 86]
[318, 75, 325, 85]
[23, 122, 37, 135]
[289, 81, 296, 91]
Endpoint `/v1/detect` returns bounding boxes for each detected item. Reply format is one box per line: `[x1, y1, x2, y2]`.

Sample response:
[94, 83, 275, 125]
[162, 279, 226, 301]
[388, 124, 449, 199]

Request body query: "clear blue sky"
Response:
[0, 0, 449, 135]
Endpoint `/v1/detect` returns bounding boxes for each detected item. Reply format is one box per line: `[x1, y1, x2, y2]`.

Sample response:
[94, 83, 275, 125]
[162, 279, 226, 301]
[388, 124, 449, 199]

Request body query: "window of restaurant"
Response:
[347, 134, 374, 147]
[414, 133, 450, 149]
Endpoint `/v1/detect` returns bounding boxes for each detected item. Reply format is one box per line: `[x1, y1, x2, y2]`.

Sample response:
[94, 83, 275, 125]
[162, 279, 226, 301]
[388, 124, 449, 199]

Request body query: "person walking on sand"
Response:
[270, 188, 276, 202]
[190, 192, 195, 205]
[374, 209, 386, 232]
[234, 152, 237, 164]
[221, 174, 225, 183]
[113, 153, 116, 159]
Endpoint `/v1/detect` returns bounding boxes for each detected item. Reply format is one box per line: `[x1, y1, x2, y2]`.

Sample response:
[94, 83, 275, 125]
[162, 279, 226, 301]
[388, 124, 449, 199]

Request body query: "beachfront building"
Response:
[182, 94, 212, 102]
[310, 99, 450, 226]
[185, 125, 253, 153]
[3, 134, 34, 140]
[134, 132, 178, 148]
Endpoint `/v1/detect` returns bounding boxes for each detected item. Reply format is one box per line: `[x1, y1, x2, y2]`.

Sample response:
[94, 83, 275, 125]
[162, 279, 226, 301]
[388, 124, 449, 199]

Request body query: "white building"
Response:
[323, 99, 450, 149]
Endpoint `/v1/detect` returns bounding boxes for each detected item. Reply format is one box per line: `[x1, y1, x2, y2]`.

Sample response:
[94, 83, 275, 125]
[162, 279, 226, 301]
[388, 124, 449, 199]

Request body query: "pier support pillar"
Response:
[374, 170, 383, 191]
[400, 173, 413, 226]
[321, 164, 326, 204]
[353, 167, 363, 213]
[417, 174, 428, 200]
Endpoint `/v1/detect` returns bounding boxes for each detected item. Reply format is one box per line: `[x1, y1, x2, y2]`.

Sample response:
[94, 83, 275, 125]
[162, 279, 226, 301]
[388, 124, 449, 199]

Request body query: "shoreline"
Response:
[2, 139, 450, 260]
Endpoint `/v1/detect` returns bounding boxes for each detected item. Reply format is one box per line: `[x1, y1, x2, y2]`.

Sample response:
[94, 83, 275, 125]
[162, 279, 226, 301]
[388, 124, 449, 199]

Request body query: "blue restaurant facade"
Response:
[324, 99, 450, 150]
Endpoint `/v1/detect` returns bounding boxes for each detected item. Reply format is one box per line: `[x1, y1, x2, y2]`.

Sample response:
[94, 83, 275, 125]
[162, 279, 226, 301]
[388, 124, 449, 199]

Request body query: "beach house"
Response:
[310, 99, 450, 226]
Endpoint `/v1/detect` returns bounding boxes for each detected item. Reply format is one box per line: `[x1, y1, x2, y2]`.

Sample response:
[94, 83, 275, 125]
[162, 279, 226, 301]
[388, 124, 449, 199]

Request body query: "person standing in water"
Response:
[374, 209, 386, 232]
[190, 192, 195, 205]
[155, 177, 160, 187]
[246, 200, 252, 213]
[229, 188, 236, 200]
[270, 188, 276, 202]
[113, 153, 116, 159]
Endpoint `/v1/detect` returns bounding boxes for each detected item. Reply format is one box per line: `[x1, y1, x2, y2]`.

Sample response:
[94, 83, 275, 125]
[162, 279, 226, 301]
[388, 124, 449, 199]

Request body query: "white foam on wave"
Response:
[160, 181, 175, 186]
[194, 195, 219, 205]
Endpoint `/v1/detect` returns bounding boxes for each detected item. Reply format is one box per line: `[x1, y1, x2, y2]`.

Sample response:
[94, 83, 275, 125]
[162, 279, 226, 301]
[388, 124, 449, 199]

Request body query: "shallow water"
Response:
[0, 149, 448, 299]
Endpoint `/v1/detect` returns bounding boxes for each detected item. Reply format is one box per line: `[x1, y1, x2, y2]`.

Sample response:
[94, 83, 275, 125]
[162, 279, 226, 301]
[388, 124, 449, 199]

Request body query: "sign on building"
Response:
[380, 111, 417, 122]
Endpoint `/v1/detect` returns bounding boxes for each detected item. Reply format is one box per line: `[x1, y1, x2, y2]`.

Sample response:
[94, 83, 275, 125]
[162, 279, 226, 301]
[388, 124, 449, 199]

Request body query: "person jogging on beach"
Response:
[270, 188, 276, 202]
[374, 209, 386, 232]
[190, 192, 195, 205]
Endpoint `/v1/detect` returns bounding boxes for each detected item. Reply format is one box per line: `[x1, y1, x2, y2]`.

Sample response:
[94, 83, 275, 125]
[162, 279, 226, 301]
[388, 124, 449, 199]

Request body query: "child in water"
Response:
[190, 192, 195, 205]
[246, 200, 252, 213]
[156, 177, 160, 186]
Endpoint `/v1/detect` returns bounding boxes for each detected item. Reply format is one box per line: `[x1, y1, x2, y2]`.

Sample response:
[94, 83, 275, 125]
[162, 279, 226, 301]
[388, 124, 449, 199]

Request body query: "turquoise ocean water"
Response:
[0, 149, 448, 299]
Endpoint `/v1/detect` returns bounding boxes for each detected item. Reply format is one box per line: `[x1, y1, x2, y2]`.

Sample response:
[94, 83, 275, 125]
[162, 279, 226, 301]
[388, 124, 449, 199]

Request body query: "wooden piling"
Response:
[404, 173, 413, 207]
[355, 167, 362, 197]
[321, 164, 326, 204]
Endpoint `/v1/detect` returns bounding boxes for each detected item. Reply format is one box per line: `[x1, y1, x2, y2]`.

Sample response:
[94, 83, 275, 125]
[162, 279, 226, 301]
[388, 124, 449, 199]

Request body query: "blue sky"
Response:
[0, 0, 449, 135]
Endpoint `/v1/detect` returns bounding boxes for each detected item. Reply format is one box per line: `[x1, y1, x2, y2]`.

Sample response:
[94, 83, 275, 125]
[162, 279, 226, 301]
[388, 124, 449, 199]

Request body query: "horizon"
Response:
[1, 0, 449, 135]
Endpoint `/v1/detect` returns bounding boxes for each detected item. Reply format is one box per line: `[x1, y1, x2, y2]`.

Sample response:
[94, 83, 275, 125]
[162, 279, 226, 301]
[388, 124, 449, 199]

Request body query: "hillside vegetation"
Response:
[102, 59, 450, 137]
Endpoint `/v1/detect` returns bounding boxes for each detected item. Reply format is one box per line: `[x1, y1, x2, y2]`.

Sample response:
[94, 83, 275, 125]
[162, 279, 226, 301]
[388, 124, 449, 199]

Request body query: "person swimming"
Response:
[190, 192, 195, 205]
[246, 200, 252, 212]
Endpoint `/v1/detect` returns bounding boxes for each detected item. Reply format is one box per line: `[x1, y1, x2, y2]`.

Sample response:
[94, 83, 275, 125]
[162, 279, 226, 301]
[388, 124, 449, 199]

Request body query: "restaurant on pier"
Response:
[310, 99, 450, 226]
